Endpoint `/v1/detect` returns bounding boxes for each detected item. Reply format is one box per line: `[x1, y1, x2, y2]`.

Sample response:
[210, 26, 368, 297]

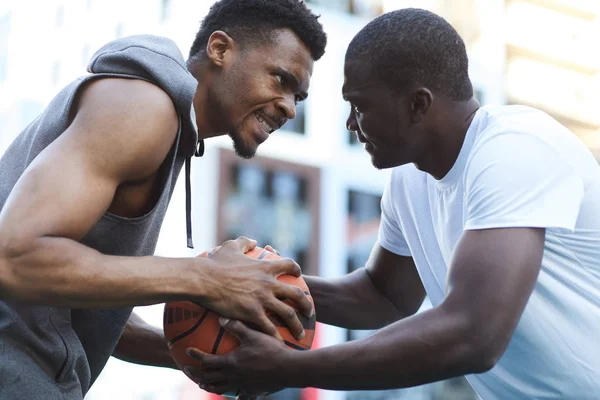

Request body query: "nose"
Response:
[346, 108, 358, 132]
[276, 95, 297, 121]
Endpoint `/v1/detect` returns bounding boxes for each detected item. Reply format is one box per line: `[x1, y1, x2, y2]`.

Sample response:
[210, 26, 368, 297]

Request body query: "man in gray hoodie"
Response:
[0, 1, 327, 398]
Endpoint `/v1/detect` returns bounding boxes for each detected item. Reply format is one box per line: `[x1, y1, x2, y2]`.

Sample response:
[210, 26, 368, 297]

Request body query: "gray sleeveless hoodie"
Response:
[0, 35, 200, 399]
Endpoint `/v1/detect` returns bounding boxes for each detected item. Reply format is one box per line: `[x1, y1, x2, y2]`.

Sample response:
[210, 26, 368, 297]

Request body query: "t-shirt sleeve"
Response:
[378, 174, 412, 256]
[464, 132, 584, 231]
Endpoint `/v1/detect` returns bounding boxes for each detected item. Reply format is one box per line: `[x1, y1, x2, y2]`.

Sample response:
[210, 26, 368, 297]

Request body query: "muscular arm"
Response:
[291, 227, 544, 390]
[113, 313, 177, 369]
[0, 78, 199, 307]
[0, 77, 312, 338]
[303, 243, 425, 329]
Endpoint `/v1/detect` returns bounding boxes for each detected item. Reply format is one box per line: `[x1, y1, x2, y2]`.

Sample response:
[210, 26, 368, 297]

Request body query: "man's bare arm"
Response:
[188, 227, 545, 394]
[291, 227, 544, 389]
[0, 78, 311, 339]
[113, 313, 176, 369]
[0, 77, 193, 307]
[304, 244, 425, 329]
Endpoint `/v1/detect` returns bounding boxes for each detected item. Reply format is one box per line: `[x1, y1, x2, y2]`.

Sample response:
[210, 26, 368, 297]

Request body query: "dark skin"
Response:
[0, 28, 314, 369]
[191, 29, 311, 158]
[186, 58, 546, 397]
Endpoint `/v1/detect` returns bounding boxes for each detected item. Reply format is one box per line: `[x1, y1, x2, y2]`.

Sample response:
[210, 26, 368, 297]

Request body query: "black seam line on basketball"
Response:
[284, 340, 308, 351]
[167, 309, 210, 348]
[277, 292, 311, 301]
[258, 250, 269, 260]
[212, 326, 226, 354]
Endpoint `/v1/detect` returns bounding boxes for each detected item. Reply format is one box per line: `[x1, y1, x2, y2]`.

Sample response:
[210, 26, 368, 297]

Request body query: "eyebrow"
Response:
[275, 67, 308, 101]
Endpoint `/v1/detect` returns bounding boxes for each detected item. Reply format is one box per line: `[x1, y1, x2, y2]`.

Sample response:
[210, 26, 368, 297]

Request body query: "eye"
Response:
[275, 74, 284, 86]
[353, 104, 362, 115]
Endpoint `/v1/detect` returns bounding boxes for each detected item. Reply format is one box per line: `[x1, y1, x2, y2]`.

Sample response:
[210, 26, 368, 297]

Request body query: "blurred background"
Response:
[1, 0, 599, 399]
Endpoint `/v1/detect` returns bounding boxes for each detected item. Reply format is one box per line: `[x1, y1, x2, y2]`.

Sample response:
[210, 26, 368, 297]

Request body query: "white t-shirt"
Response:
[379, 105, 600, 399]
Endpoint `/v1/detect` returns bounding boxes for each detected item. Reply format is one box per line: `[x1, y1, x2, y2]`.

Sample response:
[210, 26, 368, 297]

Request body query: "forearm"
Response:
[290, 305, 488, 390]
[113, 313, 177, 369]
[0, 236, 210, 308]
[304, 269, 403, 329]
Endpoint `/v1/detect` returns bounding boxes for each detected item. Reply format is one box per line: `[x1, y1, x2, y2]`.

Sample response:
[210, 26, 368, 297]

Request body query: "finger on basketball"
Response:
[269, 299, 305, 340]
[236, 236, 257, 253]
[186, 348, 225, 368]
[186, 367, 227, 385]
[276, 283, 313, 318]
[269, 258, 301, 277]
[264, 245, 280, 256]
[218, 317, 258, 342]
[251, 313, 282, 341]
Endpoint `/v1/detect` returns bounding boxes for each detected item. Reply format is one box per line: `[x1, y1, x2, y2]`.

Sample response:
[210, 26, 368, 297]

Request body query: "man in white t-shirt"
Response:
[185, 8, 600, 400]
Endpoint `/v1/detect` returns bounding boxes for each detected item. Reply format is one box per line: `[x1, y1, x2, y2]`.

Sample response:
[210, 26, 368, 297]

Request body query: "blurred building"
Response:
[310, 0, 600, 156]
[0, 1, 598, 400]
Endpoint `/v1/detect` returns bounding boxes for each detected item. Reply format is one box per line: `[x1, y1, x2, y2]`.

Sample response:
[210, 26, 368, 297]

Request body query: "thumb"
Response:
[219, 317, 252, 342]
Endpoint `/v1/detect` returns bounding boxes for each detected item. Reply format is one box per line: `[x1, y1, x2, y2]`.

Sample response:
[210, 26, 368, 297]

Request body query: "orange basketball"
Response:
[163, 246, 316, 383]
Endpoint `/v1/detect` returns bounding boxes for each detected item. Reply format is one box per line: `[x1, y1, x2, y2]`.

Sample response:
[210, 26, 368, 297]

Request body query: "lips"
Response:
[355, 132, 368, 144]
[255, 113, 278, 134]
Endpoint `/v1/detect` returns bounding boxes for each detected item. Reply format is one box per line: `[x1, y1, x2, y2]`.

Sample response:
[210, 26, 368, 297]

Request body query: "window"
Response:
[0, 12, 11, 82]
[160, 0, 171, 22]
[474, 88, 484, 104]
[217, 148, 320, 276]
[81, 44, 90, 67]
[55, 6, 64, 28]
[115, 23, 123, 38]
[349, 0, 383, 17]
[305, 0, 350, 12]
[19, 100, 43, 131]
[345, 190, 382, 328]
[51, 61, 61, 86]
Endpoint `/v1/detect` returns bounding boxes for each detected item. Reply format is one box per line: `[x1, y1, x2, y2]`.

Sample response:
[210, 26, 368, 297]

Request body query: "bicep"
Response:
[443, 228, 545, 354]
[0, 78, 178, 248]
[0, 136, 118, 243]
[366, 243, 426, 317]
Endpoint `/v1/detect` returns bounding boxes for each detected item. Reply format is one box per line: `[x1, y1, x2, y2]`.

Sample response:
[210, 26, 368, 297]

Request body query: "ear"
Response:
[410, 88, 433, 123]
[205, 30, 235, 67]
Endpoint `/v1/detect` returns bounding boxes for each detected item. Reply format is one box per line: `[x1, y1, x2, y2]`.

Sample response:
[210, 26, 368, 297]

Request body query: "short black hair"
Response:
[190, 0, 327, 61]
[346, 8, 472, 101]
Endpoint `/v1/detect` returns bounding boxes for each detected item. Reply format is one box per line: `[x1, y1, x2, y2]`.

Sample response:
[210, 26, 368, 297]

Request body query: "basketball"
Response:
[163, 246, 316, 381]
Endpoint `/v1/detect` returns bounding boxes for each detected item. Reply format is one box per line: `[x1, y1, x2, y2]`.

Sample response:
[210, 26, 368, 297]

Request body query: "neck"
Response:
[415, 97, 480, 180]
[188, 60, 228, 140]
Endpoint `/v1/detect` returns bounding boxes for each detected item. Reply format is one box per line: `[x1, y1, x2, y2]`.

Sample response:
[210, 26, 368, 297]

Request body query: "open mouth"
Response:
[255, 113, 277, 134]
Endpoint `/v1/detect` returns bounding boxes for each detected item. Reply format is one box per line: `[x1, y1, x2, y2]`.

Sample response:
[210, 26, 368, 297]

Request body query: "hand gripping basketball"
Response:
[163, 245, 316, 395]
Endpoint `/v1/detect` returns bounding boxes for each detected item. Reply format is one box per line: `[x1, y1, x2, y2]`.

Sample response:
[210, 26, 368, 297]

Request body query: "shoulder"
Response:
[472, 105, 572, 149]
[75, 77, 178, 140]
[78, 77, 176, 114]
[466, 105, 576, 170]
[87, 35, 187, 73]
[69, 77, 179, 181]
